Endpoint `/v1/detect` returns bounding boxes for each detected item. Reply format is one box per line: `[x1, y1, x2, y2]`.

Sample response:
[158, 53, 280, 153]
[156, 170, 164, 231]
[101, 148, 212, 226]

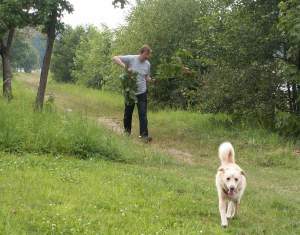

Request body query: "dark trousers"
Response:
[124, 92, 148, 137]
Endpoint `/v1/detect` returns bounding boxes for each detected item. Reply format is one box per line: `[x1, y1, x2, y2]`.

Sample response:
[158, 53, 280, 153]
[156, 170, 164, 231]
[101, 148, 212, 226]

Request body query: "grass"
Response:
[0, 73, 298, 234]
[0, 79, 169, 165]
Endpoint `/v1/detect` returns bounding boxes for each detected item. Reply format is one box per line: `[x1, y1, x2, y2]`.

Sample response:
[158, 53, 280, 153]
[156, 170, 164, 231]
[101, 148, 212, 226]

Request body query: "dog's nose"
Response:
[230, 186, 235, 191]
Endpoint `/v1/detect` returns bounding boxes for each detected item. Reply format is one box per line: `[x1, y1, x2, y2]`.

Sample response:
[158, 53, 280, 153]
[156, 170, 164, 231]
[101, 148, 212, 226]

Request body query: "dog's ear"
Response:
[240, 170, 246, 176]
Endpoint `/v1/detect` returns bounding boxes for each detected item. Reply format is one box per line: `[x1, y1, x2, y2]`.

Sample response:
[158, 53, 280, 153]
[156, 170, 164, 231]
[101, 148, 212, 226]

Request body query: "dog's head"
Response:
[219, 167, 245, 196]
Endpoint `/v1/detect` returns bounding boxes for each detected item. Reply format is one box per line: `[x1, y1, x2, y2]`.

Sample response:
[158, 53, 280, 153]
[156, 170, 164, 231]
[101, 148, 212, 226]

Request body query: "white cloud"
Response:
[63, 0, 135, 29]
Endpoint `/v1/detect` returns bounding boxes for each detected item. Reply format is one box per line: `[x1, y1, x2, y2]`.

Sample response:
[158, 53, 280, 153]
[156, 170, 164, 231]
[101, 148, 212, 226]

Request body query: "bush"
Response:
[152, 51, 201, 110]
[275, 112, 300, 138]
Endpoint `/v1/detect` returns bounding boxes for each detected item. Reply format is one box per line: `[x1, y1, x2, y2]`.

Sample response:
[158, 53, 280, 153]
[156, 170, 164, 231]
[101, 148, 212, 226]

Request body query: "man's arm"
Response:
[112, 56, 127, 69]
[112, 55, 134, 74]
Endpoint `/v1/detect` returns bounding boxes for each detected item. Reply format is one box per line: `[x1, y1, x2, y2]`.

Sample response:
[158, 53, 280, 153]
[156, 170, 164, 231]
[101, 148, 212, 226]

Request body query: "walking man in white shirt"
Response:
[113, 45, 153, 142]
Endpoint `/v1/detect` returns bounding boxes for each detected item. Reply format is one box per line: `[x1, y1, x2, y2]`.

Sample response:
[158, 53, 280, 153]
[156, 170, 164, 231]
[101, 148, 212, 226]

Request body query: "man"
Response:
[112, 45, 153, 142]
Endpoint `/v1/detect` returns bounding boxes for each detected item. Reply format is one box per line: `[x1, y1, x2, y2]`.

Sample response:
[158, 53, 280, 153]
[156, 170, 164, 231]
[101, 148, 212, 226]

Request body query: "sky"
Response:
[63, 0, 135, 29]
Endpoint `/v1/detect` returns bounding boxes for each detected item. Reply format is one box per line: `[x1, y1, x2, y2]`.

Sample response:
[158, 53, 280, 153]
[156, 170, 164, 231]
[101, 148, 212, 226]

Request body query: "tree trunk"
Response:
[0, 29, 15, 100]
[35, 19, 56, 111]
[287, 82, 293, 112]
[292, 82, 298, 113]
[297, 49, 300, 114]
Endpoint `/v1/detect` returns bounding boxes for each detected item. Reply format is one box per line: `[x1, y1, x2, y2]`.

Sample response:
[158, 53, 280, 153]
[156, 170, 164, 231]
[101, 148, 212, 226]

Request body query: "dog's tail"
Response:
[218, 142, 235, 164]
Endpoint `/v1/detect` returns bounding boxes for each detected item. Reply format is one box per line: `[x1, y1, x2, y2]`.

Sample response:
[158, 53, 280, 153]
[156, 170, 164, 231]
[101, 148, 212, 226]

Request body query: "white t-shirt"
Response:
[119, 55, 151, 95]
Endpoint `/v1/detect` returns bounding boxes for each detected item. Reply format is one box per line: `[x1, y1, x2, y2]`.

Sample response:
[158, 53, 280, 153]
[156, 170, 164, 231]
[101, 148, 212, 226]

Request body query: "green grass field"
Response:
[0, 73, 299, 234]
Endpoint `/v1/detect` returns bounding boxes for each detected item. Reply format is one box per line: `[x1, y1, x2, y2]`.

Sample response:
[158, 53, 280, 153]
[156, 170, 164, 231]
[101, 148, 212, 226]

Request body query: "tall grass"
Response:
[0, 81, 169, 165]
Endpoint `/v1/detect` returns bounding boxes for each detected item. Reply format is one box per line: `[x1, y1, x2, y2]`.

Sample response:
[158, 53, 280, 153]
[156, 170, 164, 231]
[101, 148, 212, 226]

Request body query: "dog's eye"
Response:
[235, 178, 238, 182]
[226, 177, 230, 181]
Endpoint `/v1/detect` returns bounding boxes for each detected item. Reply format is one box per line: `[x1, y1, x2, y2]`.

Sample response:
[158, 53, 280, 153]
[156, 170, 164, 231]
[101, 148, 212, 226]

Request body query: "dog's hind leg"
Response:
[226, 201, 236, 219]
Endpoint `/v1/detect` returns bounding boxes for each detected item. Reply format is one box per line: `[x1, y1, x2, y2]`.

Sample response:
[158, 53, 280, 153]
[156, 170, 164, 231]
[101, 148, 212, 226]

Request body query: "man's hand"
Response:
[146, 75, 156, 83]
[126, 67, 133, 74]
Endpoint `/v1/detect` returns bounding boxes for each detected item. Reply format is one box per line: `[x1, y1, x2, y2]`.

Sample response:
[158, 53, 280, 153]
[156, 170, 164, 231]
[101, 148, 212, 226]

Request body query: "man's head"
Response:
[139, 45, 152, 61]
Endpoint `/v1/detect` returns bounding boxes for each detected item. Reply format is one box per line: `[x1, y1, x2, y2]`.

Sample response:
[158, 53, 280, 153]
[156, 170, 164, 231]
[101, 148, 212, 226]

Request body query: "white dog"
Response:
[215, 142, 246, 227]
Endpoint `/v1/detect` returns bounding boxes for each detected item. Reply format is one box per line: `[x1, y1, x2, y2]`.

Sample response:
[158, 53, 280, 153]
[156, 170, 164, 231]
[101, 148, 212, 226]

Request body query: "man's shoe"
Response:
[141, 136, 152, 143]
[124, 131, 131, 137]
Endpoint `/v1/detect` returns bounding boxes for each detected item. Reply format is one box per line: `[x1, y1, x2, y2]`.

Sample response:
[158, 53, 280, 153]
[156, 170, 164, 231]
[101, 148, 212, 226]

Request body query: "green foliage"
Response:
[275, 111, 300, 138]
[32, 0, 73, 33]
[192, 1, 282, 124]
[72, 26, 113, 89]
[112, 0, 284, 127]
[153, 51, 201, 109]
[279, 0, 300, 47]
[51, 25, 85, 83]
[113, 0, 204, 71]
[120, 72, 138, 105]
[0, 0, 33, 35]
[278, 0, 300, 114]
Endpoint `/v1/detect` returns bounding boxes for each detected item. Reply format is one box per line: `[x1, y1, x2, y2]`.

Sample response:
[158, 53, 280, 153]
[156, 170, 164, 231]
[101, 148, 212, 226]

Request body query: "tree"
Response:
[114, 0, 204, 72]
[0, 29, 14, 99]
[34, 0, 128, 110]
[278, 0, 300, 114]
[112, 0, 207, 107]
[51, 25, 85, 83]
[72, 26, 113, 89]
[34, 0, 73, 110]
[0, 0, 33, 99]
[193, 0, 282, 126]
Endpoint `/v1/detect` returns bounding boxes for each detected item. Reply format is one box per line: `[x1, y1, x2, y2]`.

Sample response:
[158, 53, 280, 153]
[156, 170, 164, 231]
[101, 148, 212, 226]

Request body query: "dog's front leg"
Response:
[235, 202, 240, 217]
[226, 201, 235, 219]
[219, 198, 228, 227]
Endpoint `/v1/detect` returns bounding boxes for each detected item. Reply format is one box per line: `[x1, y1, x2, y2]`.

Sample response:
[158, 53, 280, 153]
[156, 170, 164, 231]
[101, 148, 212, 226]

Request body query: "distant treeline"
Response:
[10, 28, 46, 73]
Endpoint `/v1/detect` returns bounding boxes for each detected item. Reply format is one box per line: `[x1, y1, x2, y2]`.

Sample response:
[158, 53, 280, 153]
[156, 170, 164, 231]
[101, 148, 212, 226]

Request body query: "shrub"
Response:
[275, 112, 300, 138]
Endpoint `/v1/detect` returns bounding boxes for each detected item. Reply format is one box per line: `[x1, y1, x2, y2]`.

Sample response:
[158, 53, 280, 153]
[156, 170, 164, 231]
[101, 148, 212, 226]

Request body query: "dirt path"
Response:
[97, 117, 194, 164]
[18, 74, 194, 165]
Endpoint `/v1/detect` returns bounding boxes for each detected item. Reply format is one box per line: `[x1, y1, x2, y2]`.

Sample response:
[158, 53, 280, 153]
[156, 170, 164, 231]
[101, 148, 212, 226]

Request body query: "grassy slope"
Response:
[0, 73, 298, 234]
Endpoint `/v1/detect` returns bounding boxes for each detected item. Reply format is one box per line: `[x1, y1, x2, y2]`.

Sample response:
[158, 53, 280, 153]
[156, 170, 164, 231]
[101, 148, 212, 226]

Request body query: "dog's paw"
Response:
[221, 224, 228, 228]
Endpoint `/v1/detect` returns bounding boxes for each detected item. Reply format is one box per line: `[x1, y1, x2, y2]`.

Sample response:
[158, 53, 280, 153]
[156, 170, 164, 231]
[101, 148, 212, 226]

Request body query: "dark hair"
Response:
[139, 45, 152, 54]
